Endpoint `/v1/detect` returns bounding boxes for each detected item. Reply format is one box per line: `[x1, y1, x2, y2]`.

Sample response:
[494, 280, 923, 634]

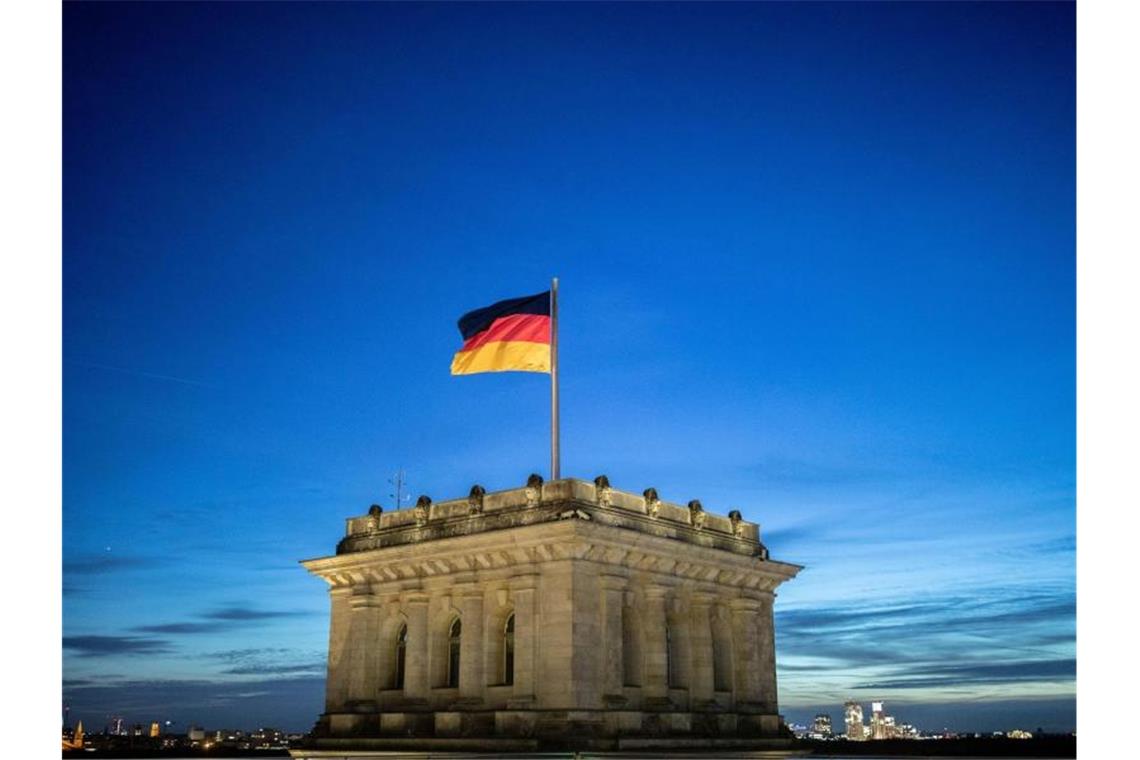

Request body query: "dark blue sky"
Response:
[63, 1, 1074, 734]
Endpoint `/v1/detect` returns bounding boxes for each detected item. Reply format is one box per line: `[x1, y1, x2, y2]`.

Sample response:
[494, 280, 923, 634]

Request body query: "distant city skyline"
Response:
[790, 698, 1055, 740]
[63, 1, 1074, 733]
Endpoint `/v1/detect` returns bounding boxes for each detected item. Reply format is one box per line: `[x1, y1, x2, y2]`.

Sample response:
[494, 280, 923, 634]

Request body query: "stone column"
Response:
[688, 593, 715, 705]
[730, 597, 763, 705]
[600, 574, 626, 702]
[325, 587, 353, 712]
[509, 573, 538, 705]
[346, 588, 383, 706]
[668, 596, 692, 691]
[373, 595, 399, 691]
[642, 586, 670, 704]
[756, 593, 778, 713]
[459, 588, 485, 703]
[622, 590, 643, 687]
[403, 592, 430, 702]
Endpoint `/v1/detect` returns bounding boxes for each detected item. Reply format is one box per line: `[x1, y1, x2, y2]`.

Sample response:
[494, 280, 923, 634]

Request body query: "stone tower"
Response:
[292, 476, 800, 754]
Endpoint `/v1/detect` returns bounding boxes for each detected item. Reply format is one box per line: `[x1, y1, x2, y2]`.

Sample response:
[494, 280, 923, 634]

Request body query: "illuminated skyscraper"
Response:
[844, 701, 865, 741]
[149, 721, 161, 738]
[871, 700, 886, 740]
[812, 713, 833, 738]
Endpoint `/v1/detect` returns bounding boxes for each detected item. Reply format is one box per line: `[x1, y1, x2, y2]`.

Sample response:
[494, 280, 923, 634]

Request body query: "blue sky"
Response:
[63, 1, 1074, 734]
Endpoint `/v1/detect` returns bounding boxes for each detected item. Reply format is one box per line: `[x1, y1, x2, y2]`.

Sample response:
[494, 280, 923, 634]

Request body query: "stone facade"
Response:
[295, 476, 800, 752]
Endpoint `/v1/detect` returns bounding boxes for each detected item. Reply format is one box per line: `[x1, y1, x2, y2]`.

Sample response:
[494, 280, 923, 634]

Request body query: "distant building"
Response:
[149, 721, 161, 738]
[866, 700, 906, 739]
[1007, 729, 1033, 739]
[871, 700, 886, 739]
[214, 728, 245, 746]
[187, 727, 206, 742]
[252, 727, 287, 748]
[811, 713, 833, 738]
[845, 701, 865, 741]
[62, 720, 84, 751]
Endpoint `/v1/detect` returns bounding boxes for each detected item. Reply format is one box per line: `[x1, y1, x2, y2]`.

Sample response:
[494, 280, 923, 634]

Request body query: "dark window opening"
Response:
[394, 623, 407, 690]
[447, 618, 461, 688]
[504, 613, 515, 685]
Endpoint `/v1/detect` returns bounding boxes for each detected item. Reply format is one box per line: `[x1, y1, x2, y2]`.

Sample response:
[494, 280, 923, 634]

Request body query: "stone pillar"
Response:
[642, 586, 670, 704]
[458, 588, 485, 702]
[688, 593, 715, 705]
[346, 588, 382, 705]
[756, 593, 778, 713]
[325, 587, 353, 712]
[600, 574, 626, 702]
[569, 563, 603, 708]
[622, 590, 643, 687]
[667, 596, 692, 691]
[509, 574, 538, 705]
[403, 593, 430, 702]
[711, 606, 734, 693]
[730, 597, 764, 705]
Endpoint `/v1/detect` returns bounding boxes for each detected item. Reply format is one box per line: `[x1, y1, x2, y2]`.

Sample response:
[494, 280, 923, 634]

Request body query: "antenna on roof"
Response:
[388, 469, 411, 511]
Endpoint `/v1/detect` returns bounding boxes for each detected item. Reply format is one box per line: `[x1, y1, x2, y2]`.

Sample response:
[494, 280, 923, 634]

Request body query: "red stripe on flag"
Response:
[460, 313, 550, 352]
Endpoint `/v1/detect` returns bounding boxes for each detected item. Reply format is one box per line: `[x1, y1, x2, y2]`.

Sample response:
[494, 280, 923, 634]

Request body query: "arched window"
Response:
[393, 623, 407, 690]
[446, 618, 461, 688]
[503, 613, 515, 685]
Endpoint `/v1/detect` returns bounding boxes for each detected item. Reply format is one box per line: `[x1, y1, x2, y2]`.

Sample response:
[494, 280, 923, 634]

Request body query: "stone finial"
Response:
[728, 509, 744, 537]
[362, 505, 380, 535]
[594, 475, 612, 507]
[643, 487, 661, 519]
[688, 499, 707, 530]
[468, 484, 486, 515]
[414, 495, 431, 526]
[365, 504, 383, 533]
[526, 473, 544, 507]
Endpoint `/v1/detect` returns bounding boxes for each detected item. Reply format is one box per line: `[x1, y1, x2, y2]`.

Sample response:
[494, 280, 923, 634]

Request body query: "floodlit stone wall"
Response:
[301, 476, 800, 744]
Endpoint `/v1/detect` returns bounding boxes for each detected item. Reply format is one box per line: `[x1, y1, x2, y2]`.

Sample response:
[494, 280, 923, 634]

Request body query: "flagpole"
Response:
[550, 277, 560, 480]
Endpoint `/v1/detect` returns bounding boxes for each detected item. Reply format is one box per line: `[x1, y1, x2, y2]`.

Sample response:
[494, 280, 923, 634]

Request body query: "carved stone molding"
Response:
[525, 474, 543, 507]
[728, 509, 743, 537]
[594, 474, 612, 507]
[643, 487, 661, 519]
[414, 496, 431, 527]
[688, 500, 707, 530]
[467, 484, 486, 515]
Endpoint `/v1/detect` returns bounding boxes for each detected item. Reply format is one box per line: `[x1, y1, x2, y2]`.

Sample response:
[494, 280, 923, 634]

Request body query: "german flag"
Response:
[450, 291, 552, 375]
